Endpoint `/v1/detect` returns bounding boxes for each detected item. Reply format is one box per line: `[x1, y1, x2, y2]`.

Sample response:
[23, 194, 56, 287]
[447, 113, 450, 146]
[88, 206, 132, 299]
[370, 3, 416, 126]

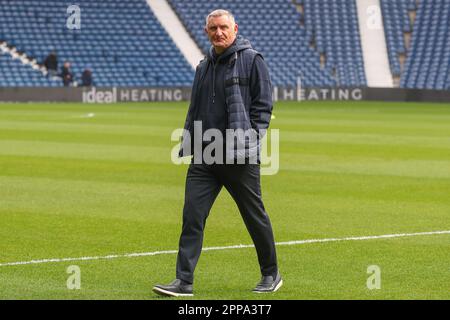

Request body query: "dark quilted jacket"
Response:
[179, 36, 273, 161]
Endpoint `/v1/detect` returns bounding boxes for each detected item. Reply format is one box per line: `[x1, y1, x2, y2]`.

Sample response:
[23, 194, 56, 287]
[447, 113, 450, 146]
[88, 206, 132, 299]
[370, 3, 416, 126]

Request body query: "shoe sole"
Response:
[252, 279, 283, 293]
[152, 286, 194, 297]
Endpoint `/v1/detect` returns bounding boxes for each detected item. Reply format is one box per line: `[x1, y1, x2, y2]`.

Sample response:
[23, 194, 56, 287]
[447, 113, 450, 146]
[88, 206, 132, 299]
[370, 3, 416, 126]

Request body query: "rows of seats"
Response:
[168, 0, 337, 87]
[1, 0, 449, 90]
[0, 53, 58, 87]
[400, 0, 450, 89]
[0, 0, 194, 87]
[380, 0, 417, 76]
[301, 0, 366, 86]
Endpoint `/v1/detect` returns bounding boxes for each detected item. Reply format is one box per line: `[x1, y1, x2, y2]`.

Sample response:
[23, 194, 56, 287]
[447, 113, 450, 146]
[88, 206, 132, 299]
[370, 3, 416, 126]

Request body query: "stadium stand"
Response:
[400, 0, 450, 90]
[0, 52, 57, 87]
[168, 0, 338, 87]
[0, 0, 194, 87]
[380, 0, 416, 77]
[301, 0, 367, 86]
[0, 0, 449, 90]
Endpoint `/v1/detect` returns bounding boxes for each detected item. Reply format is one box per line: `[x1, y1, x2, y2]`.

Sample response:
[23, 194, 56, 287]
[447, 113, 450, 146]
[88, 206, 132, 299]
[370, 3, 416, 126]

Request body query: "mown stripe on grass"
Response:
[281, 131, 450, 148]
[0, 140, 171, 163]
[0, 120, 178, 135]
[281, 154, 450, 179]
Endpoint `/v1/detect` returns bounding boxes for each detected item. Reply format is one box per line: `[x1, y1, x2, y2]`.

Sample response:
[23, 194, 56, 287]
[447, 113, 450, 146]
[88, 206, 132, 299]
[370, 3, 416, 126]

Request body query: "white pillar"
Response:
[146, 0, 205, 70]
[356, 0, 394, 87]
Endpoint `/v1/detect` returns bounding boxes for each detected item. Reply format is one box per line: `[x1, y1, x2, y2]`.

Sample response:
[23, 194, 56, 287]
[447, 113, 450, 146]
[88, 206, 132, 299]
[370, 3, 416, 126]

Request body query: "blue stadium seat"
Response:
[380, 0, 414, 77]
[0, 0, 194, 87]
[396, 0, 450, 89]
[169, 0, 342, 87]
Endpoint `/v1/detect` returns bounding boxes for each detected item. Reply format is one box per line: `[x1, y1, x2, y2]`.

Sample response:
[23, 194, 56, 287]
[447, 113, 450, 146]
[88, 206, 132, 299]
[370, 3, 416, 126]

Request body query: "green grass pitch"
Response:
[0, 100, 449, 299]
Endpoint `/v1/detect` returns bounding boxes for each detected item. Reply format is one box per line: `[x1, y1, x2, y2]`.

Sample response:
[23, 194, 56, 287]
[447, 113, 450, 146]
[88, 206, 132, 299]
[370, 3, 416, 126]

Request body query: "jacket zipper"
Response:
[212, 61, 216, 104]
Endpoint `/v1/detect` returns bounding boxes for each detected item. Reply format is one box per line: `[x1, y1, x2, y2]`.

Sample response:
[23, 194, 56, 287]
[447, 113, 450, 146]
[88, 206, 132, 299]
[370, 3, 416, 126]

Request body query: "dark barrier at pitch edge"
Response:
[0, 86, 450, 103]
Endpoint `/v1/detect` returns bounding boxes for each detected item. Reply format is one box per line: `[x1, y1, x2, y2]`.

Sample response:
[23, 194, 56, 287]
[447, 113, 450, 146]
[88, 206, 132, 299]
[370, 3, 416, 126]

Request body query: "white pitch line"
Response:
[1, 230, 449, 267]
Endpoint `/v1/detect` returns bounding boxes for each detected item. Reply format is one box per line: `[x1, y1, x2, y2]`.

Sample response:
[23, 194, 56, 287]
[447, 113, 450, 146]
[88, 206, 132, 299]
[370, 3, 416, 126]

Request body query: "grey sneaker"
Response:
[252, 272, 283, 293]
[152, 279, 193, 297]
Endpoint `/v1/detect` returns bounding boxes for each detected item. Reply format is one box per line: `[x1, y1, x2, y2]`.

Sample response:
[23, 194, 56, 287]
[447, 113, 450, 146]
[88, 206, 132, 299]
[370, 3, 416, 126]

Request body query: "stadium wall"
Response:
[1, 87, 450, 103]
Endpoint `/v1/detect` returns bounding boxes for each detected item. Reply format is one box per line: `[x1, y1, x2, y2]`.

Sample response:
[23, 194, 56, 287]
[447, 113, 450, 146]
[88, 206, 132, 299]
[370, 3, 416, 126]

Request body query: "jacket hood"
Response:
[207, 35, 253, 62]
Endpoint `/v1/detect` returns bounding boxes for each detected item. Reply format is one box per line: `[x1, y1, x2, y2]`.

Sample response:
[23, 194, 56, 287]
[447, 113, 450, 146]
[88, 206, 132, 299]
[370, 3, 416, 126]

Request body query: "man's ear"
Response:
[234, 23, 238, 34]
[204, 26, 208, 35]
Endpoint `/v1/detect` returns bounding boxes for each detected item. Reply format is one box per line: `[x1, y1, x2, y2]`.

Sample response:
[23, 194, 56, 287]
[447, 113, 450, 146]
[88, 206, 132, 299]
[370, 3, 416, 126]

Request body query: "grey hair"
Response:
[205, 9, 235, 26]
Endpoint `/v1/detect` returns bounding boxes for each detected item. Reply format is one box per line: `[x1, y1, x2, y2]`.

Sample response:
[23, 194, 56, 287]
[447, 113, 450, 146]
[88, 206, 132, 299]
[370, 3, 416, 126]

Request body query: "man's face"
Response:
[205, 15, 238, 53]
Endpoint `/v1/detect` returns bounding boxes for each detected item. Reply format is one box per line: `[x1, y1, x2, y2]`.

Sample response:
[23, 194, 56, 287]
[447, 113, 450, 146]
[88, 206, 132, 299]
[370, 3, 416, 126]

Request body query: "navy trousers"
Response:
[176, 162, 278, 284]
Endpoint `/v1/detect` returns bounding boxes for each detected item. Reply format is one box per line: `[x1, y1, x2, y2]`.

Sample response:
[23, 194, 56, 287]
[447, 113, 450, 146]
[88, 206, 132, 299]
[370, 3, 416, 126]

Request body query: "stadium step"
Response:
[145, 0, 204, 70]
[355, 0, 394, 87]
[0, 40, 61, 83]
[1, 41, 44, 73]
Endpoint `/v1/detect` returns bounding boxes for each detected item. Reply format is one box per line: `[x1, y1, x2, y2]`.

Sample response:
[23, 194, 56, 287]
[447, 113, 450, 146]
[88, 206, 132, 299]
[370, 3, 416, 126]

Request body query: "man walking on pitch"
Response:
[153, 9, 281, 297]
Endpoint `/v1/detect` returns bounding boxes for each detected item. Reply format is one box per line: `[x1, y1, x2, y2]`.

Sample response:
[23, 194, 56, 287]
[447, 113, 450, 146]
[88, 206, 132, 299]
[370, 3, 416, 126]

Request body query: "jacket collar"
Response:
[207, 35, 253, 63]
